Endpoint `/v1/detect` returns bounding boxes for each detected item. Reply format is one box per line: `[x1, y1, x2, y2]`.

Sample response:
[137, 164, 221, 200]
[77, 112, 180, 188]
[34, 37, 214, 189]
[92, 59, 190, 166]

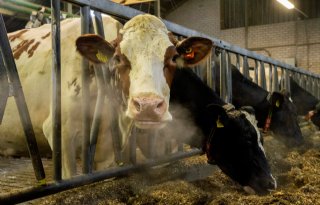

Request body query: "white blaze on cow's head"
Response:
[76, 14, 212, 129]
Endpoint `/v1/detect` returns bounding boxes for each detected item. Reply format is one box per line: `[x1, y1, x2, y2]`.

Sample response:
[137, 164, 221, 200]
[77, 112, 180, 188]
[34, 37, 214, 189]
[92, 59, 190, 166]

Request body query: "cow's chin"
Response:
[134, 121, 167, 129]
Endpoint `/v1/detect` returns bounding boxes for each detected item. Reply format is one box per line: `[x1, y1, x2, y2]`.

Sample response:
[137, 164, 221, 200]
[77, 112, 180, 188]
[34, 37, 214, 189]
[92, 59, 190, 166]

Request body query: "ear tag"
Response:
[276, 100, 280, 107]
[185, 51, 194, 59]
[96, 50, 108, 63]
[216, 116, 224, 128]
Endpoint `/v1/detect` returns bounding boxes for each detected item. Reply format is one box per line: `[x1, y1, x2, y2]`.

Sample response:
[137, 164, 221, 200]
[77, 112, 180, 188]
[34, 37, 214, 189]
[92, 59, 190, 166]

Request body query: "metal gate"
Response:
[0, 0, 319, 204]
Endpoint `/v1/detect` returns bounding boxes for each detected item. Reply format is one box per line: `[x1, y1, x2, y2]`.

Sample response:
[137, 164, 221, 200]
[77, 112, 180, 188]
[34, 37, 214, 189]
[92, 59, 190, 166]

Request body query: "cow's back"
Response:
[0, 16, 122, 157]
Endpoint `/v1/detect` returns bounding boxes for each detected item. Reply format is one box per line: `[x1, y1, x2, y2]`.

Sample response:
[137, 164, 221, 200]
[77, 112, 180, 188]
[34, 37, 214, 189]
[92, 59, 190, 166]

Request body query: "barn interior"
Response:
[0, 0, 319, 204]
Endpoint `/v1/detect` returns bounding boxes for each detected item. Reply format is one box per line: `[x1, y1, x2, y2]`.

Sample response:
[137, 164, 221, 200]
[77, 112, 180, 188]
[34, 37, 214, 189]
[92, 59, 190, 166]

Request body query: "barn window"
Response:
[220, 0, 320, 30]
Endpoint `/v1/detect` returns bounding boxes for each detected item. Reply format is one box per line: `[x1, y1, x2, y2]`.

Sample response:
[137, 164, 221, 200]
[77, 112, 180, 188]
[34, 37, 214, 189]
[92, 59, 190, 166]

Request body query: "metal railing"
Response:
[0, 0, 319, 203]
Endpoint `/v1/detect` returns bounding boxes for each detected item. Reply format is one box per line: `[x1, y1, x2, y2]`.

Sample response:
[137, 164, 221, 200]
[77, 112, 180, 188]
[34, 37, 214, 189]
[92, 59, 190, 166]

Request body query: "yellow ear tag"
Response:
[276, 100, 280, 107]
[96, 50, 108, 63]
[216, 116, 224, 128]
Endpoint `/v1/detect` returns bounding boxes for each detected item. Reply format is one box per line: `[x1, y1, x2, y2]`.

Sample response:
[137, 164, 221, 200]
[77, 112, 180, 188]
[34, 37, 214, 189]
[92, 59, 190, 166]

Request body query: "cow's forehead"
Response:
[119, 14, 172, 63]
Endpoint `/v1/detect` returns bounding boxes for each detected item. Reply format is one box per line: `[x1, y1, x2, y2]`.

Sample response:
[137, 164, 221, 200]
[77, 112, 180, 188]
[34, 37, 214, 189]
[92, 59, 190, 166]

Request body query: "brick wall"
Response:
[165, 0, 320, 73]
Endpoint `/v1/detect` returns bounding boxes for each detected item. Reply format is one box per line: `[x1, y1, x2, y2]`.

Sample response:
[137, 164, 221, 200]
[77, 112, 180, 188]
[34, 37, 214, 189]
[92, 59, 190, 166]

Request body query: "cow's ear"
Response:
[207, 104, 229, 128]
[175, 37, 213, 67]
[76, 34, 115, 64]
[270, 92, 284, 108]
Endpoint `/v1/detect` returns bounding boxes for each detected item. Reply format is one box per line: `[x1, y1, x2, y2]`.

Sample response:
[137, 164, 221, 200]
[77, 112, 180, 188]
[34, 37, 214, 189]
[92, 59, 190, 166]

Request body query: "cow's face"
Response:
[268, 92, 304, 146]
[206, 105, 276, 195]
[76, 14, 212, 129]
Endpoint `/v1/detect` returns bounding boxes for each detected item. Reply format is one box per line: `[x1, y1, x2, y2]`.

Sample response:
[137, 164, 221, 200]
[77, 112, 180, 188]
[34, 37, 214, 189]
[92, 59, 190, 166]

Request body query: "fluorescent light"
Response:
[277, 0, 295, 9]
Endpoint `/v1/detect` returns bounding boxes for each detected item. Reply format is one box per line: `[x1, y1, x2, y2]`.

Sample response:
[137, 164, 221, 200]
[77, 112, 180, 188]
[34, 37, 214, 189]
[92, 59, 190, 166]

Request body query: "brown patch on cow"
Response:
[41, 32, 51, 40]
[12, 39, 35, 60]
[8, 30, 28, 42]
[28, 41, 40, 58]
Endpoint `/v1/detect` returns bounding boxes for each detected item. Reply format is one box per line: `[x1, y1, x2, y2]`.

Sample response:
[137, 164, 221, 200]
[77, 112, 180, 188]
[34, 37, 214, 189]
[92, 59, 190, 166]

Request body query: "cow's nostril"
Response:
[133, 100, 141, 112]
[157, 101, 164, 108]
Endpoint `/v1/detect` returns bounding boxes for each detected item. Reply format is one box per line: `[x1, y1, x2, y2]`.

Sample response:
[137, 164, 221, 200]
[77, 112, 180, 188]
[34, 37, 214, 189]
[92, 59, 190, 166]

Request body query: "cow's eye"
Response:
[185, 47, 192, 53]
[113, 55, 121, 64]
[172, 54, 180, 63]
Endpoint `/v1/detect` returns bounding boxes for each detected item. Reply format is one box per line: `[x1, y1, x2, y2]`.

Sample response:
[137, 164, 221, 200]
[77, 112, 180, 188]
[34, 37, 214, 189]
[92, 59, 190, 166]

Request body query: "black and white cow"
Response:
[169, 69, 276, 195]
[214, 64, 303, 146]
[289, 78, 320, 128]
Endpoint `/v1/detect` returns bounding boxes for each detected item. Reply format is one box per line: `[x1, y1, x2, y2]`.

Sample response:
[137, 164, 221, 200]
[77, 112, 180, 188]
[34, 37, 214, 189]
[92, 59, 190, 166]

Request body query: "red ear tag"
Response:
[185, 51, 194, 59]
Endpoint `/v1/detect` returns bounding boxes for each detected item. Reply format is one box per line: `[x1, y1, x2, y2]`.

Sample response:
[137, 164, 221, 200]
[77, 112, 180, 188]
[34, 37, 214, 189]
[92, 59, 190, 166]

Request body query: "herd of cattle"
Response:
[1, 14, 319, 195]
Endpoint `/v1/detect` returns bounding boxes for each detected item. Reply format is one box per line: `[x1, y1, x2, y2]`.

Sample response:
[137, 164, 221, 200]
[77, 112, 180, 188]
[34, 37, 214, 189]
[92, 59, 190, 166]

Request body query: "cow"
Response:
[213, 63, 303, 146]
[168, 68, 276, 195]
[289, 77, 320, 128]
[1, 14, 213, 178]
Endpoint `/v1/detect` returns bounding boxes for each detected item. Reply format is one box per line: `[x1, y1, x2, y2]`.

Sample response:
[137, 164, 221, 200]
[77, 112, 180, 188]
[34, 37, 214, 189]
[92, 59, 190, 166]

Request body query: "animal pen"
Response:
[0, 0, 319, 204]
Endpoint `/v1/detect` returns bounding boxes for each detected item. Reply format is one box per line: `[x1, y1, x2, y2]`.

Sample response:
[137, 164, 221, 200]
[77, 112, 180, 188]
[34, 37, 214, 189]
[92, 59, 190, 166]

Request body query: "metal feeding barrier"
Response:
[0, 0, 320, 203]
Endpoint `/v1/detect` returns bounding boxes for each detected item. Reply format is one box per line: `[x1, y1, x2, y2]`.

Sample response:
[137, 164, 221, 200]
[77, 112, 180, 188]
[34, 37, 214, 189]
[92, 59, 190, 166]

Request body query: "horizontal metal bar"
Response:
[0, 149, 203, 204]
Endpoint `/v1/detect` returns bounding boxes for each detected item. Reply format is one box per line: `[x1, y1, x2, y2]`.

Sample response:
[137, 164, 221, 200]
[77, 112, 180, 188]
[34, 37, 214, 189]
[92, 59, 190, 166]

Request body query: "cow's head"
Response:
[305, 102, 320, 129]
[76, 14, 212, 129]
[206, 105, 276, 195]
[267, 92, 304, 146]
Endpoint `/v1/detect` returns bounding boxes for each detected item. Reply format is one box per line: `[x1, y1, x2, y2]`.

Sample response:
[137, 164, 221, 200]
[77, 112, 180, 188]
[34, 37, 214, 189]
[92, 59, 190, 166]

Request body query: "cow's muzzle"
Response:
[128, 95, 170, 129]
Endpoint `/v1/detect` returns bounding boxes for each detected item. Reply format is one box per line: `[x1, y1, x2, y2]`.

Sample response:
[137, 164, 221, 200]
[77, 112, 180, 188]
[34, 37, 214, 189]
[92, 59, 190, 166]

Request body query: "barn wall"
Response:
[165, 0, 320, 73]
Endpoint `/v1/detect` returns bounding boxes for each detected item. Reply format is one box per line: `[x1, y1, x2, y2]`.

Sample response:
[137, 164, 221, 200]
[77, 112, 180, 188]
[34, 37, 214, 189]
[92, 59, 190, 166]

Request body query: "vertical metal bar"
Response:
[0, 14, 46, 182]
[236, 54, 240, 70]
[147, 132, 157, 159]
[206, 53, 213, 89]
[0, 50, 9, 123]
[280, 68, 285, 91]
[220, 49, 227, 101]
[268, 63, 273, 92]
[51, 0, 62, 181]
[93, 10, 105, 38]
[259, 61, 266, 89]
[88, 65, 105, 173]
[317, 80, 320, 99]
[154, 0, 161, 17]
[81, 6, 91, 175]
[254, 60, 259, 84]
[242, 56, 249, 78]
[226, 51, 232, 103]
[272, 65, 279, 92]
[284, 70, 290, 93]
[211, 52, 216, 92]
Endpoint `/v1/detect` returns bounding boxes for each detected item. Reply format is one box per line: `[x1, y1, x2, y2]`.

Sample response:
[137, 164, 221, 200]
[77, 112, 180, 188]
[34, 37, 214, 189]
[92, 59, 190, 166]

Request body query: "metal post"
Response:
[0, 14, 45, 183]
[206, 53, 213, 89]
[272, 65, 279, 92]
[154, 0, 161, 17]
[259, 61, 266, 89]
[51, 0, 62, 182]
[81, 6, 91, 174]
[242, 56, 250, 78]
[0, 50, 9, 123]
[254, 60, 259, 84]
[226, 51, 232, 103]
[129, 126, 137, 164]
[284, 70, 290, 93]
[236, 53, 240, 70]
[220, 49, 227, 102]
[268, 63, 273, 92]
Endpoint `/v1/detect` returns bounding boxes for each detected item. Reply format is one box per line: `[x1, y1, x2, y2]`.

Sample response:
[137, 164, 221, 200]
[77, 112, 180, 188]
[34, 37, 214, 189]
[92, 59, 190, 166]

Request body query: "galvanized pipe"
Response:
[268, 63, 273, 92]
[226, 51, 232, 103]
[88, 64, 106, 173]
[51, 0, 62, 182]
[272, 65, 279, 92]
[0, 14, 46, 183]
[0, 50, 9, 124]
[81, 5, 91, 175]
[242, 56, 249, 78]
[219, 50, 227, 102]
[0, 149, 203, 204]
[259, 61, 266, 89]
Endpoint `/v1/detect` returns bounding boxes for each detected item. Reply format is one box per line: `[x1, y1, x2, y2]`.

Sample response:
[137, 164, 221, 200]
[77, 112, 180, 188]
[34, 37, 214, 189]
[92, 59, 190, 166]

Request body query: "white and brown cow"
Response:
[0, 14, 212, 178]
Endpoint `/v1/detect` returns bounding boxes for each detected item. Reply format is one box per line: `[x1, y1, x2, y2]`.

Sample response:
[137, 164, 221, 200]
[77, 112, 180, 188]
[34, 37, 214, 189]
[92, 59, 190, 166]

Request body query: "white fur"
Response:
[120, 14, 173, 122]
